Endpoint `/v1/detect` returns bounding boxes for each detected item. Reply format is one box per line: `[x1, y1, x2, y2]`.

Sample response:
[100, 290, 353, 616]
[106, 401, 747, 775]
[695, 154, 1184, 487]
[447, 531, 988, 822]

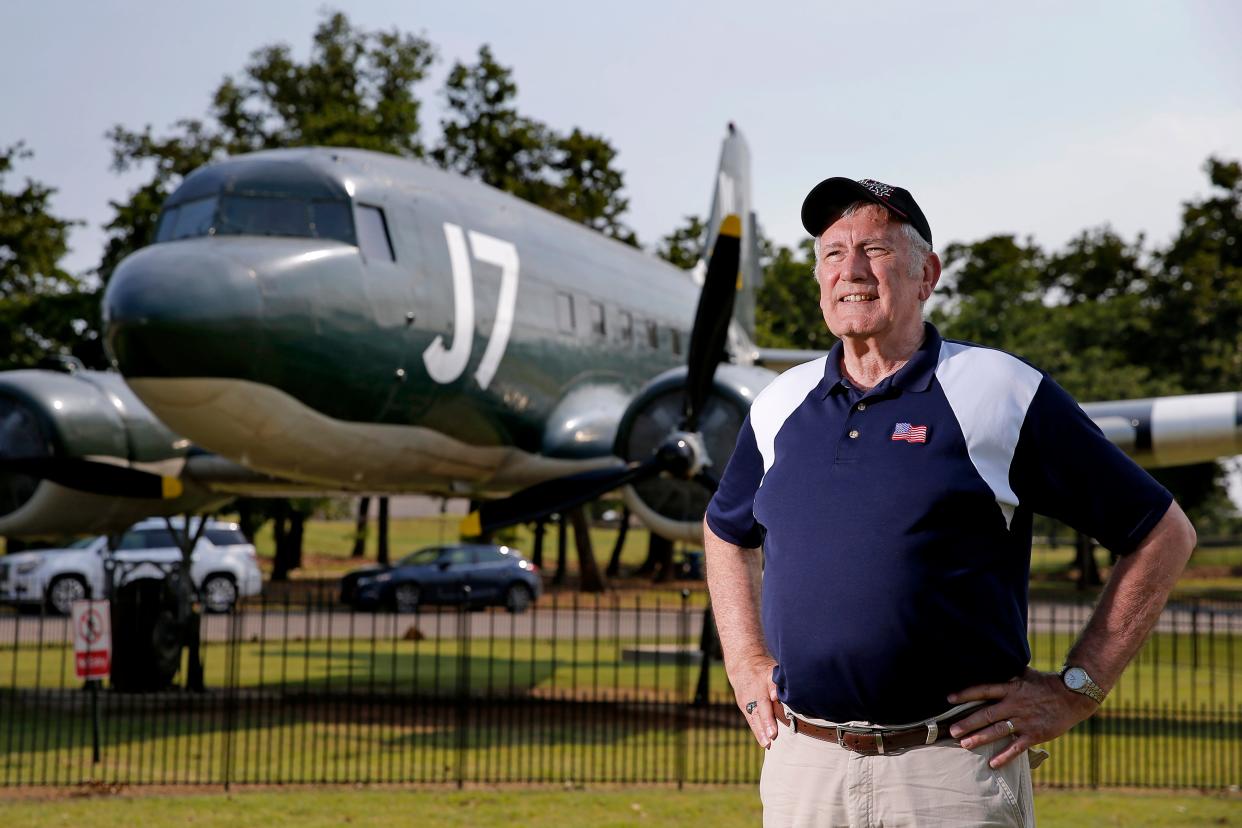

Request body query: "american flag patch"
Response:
[891, 423, 928, 443]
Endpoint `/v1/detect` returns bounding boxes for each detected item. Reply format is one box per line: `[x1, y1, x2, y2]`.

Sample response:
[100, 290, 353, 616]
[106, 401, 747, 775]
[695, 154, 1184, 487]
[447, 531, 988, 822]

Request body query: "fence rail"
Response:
[2, 593, 1239, 789]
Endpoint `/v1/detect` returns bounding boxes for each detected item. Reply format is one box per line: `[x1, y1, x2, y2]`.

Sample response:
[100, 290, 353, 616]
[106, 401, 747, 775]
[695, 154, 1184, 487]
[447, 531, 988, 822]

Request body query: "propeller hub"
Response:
[657, 430, 711, 480]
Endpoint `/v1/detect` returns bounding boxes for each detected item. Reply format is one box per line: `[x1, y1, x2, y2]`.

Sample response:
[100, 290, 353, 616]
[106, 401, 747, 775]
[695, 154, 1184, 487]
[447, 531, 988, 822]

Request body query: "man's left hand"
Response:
[947, 667, 1100, 768]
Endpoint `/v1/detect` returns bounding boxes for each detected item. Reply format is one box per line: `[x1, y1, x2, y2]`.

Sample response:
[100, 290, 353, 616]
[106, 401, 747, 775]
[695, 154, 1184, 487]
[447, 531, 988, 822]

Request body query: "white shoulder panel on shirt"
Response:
[749, 356, 828, 475]
[935, 341, 1043, 527]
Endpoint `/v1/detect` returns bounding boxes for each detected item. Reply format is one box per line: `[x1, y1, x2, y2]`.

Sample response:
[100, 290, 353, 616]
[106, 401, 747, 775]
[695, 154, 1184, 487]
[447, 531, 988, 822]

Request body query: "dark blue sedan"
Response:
[340, 545, 542, 613]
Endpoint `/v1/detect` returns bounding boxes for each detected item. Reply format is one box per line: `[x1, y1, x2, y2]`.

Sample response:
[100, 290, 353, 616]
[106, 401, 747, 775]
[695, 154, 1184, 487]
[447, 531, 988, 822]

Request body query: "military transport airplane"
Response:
[1, 126, 1240, 542]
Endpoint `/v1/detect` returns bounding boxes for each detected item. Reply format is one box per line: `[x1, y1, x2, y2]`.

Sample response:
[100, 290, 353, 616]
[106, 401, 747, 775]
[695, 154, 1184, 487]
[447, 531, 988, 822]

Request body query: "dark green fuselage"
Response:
[104, 148, 704, 488]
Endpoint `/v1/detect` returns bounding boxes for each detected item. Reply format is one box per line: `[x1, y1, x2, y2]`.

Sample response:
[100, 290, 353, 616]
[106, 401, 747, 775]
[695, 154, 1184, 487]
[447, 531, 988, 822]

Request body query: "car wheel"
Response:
[201, 574, 239, 614]
[393, 583, 421, 614]
[504, 583, 532, 614]
[47, 576, 89, 616]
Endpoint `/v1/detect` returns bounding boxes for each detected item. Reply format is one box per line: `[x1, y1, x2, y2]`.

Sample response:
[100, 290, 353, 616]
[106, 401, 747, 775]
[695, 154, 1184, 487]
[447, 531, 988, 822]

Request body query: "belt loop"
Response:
[925, 720, 938, 745]
[875, 732, 885, 755]
[791, 715, 798, 735]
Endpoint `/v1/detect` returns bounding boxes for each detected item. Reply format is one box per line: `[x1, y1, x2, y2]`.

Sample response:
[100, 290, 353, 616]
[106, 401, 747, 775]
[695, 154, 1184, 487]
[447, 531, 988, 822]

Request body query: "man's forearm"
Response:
[703, 520, 767, 671]
[1065, 501, 1197, 694]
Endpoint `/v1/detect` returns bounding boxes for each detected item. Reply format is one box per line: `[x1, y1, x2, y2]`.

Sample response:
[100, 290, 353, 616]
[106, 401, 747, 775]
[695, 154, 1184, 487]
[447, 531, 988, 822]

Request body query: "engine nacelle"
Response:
[614, 363, 777, 543]
[0, 369, 220, 537]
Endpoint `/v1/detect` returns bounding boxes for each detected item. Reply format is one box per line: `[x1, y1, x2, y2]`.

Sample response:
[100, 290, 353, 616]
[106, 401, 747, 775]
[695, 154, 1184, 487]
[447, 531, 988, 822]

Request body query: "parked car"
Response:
[0, 517, 262, 615]
[340, 544, 542, 613]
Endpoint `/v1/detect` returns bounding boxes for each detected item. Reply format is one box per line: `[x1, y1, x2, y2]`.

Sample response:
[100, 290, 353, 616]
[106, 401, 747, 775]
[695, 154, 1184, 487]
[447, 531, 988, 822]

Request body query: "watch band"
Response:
[1060, 665, 1106, 704]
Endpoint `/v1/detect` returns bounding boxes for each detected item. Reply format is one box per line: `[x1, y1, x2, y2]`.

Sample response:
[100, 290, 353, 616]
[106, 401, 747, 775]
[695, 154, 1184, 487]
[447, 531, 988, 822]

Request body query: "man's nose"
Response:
[841, 248, 872, 280]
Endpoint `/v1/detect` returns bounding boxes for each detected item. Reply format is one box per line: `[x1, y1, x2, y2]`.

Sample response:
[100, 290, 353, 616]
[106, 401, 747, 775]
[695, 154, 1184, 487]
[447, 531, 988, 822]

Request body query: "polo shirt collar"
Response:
[817, 322, 942, 398]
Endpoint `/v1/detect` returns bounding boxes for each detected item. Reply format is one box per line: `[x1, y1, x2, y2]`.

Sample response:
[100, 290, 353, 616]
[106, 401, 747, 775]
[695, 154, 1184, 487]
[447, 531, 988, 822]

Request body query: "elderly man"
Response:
[703, 177, 1197, 826]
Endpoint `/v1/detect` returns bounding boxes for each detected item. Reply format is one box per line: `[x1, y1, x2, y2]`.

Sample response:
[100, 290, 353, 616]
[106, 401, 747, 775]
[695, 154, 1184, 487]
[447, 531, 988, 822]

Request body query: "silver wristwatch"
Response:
[1059, 665, 1106, 704]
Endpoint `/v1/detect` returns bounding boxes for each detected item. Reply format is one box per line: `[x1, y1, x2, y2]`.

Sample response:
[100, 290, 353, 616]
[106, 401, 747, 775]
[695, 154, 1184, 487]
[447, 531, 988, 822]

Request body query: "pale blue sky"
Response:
[2, 0, 1240, 275]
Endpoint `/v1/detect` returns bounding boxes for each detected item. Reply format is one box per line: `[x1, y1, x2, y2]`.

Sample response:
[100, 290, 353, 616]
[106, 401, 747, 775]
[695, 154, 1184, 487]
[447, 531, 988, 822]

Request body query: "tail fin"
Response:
[694, 123, 761, 341]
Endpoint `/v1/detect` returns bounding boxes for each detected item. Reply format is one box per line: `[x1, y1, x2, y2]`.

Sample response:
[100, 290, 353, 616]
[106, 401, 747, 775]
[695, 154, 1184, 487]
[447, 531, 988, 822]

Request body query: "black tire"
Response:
[504, 583, 533, 614]
[200, 574, 239, 614]
[46, 575, 89, 616]
[111, 578, 182, 692]
[392, 582, 421, 614]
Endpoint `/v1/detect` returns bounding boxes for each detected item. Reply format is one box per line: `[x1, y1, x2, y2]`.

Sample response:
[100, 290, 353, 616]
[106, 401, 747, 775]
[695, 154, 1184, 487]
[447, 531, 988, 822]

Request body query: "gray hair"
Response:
[812, 200, 932, 280]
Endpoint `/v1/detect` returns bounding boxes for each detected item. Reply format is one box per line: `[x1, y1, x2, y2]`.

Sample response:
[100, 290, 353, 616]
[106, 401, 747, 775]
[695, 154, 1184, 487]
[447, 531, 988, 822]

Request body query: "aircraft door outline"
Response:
[421, 222, 520, 391]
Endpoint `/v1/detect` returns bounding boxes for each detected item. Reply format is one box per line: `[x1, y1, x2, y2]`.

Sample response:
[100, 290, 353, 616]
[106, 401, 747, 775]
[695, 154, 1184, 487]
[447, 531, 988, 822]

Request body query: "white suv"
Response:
[0, 517, 262, 615]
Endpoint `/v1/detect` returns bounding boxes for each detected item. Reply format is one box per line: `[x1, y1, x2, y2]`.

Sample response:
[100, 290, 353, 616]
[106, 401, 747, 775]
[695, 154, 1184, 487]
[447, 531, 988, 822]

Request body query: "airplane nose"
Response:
[103, 242, 264, 378]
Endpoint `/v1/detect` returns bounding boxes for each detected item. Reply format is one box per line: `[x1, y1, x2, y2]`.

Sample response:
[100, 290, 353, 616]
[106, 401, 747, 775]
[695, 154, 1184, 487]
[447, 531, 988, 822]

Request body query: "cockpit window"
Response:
[355, 204, 395, 262]
[155, 194, 357, 246]
[157, 196, 219, 242]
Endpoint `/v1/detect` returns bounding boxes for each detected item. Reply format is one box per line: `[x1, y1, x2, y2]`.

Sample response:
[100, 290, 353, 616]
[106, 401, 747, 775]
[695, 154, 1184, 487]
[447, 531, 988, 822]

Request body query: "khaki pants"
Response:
[760, 715, 1034, 827]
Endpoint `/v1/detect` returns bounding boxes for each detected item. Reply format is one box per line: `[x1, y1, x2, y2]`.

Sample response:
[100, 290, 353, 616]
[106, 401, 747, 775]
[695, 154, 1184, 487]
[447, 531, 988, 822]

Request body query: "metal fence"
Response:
[2, 591, 1239, 789]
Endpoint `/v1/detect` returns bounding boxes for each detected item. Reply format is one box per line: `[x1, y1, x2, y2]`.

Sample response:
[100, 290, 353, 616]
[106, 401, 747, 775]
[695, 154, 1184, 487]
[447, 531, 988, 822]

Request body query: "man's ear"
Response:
[919, 252, 942, 302]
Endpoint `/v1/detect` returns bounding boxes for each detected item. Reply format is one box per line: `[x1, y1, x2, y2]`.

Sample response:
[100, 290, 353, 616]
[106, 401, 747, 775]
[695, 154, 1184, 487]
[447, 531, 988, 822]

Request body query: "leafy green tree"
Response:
[101, 11, 436, 285]
[656, 214, 706, 269]
[754, 238, 837, 350]
[0, 143, 103, 370]
[1146, 158, 1242, 394]
[433, 45, 638, 244]
[432, 46, 551, 194]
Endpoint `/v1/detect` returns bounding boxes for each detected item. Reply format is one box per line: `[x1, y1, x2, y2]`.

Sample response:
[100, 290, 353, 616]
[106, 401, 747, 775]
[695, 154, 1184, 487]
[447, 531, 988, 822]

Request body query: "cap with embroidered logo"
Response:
[801, 177, 932, 247]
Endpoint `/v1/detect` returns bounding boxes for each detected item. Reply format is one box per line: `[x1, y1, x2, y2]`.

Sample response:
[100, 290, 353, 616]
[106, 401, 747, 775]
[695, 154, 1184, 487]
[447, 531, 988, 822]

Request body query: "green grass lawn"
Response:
[1, 787, 1239, 827]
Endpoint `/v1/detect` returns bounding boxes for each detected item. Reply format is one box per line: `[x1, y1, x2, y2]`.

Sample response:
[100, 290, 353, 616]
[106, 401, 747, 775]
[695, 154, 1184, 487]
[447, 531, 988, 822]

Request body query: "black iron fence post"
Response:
[222, 603, 240, 790]
[677, 590, 690, 790]
[456, 587, 472, 789]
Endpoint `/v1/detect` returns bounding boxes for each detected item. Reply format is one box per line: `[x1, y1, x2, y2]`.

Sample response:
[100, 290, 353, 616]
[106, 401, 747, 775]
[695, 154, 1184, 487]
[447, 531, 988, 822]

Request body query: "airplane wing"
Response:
[749, 347, 831, 372]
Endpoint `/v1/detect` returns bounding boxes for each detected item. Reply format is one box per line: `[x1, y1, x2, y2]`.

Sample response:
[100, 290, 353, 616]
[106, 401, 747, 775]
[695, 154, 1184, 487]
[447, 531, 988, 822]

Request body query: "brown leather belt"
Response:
[780, 706, 974, 756]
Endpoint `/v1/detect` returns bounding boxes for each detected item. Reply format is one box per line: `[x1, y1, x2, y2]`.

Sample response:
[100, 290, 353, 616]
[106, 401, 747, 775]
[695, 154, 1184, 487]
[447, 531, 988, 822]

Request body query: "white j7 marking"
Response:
[421, 223, 520, 390]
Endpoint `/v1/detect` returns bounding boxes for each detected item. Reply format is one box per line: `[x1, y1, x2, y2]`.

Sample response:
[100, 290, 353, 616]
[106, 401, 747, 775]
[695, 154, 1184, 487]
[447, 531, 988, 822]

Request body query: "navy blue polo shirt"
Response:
[705, 323, 1172, 724]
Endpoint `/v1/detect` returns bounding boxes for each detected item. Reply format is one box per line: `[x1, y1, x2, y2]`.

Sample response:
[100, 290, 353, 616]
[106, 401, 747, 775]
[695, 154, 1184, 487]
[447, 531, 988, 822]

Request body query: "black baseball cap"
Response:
[801, 177, 932, 247]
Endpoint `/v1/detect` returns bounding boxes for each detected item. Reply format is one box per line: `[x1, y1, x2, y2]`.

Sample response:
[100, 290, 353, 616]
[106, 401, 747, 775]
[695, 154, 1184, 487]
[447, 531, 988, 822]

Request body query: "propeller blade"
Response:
[682, 214, 742, 432]
[1, 457, 184, 499]
[462, 458, 664, 537]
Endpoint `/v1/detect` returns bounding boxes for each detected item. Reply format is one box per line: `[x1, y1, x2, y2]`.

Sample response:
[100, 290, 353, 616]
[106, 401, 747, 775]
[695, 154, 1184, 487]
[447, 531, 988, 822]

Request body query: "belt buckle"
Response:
[835, 724, 885, 755]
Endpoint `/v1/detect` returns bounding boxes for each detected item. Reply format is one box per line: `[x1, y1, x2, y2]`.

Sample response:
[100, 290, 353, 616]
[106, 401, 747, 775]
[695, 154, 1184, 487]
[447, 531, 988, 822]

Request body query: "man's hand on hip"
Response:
[946, 667, 1099, 768]
[728, 654, 781, 749]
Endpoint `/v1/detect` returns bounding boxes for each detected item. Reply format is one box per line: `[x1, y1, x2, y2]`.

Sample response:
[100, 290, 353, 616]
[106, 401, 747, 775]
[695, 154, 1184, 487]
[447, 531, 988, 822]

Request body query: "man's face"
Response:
[815, 206, 939, 343]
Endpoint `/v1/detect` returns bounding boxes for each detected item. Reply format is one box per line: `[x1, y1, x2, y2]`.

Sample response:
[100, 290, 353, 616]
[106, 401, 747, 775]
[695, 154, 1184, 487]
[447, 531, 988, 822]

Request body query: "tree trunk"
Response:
[270, 502, 294, 582]
[605, 508, 630, 577]
[350, 496, 371, 558]
[165, 515, 207, 692]
[693, 603, 722, 706]
[1074, 531, 1102, 590]
[531, 520, 546, 569]
[570, 506, 606, 593]
[377, 497, 390, 566]
[553, 512, 568, 586]
[235, 499, 261, 543]
[646, 534, 675, 583]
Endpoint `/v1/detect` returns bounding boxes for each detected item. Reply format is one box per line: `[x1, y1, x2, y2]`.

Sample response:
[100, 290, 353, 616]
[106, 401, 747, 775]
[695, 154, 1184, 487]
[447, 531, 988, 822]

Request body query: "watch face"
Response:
[1064, 667, 1088, 690]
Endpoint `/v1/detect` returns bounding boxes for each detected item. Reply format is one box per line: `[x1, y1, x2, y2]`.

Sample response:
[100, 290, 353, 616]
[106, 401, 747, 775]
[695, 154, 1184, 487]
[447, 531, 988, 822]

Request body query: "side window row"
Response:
[554, 291, 681, 354]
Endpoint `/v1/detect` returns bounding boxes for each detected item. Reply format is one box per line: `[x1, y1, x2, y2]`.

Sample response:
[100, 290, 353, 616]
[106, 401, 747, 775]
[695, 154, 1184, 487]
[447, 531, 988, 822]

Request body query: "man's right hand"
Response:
[728, 654, 781, 748]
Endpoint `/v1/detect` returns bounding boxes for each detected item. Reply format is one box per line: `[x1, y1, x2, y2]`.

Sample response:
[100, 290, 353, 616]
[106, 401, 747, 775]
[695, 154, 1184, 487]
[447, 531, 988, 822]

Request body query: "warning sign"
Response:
[72, 599, 111, 680]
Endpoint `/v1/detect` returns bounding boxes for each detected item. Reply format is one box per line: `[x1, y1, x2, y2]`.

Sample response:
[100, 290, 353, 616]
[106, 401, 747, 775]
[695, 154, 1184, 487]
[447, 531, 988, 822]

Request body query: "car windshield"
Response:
[396, 548, 442, 567]
[67, 536, 98, 549]
[205, 528, 248, 546]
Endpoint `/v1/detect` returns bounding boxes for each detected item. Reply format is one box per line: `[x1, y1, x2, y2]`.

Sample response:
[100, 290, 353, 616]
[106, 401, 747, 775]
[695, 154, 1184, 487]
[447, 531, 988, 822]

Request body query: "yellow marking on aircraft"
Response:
[162, 477, 184, 498]
[720, 213, 741, 238]
[460, 511, 482, 538]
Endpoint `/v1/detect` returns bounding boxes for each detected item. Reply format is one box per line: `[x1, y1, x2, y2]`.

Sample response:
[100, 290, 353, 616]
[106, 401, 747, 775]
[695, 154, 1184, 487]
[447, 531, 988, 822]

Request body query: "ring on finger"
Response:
[1005, 719, 1016, 736]
[745, 700, 758, 715]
